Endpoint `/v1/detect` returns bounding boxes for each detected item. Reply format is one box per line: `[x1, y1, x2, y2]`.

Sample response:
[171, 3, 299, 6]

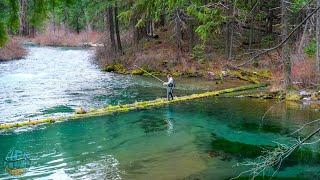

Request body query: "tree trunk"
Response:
[188, 22, 195, 52]
[76, 16, 80, 34]
[107, 6, 116, 54]
[281, 0, 291, 89]
[298, 6, 310, 55]
[266, 8, 273, 34]
[114, 4, 122, 54]
[174, 9, 183, 54]
[52, 0, 55, 33]
[228, 0, 235, 60]
[19, 0, 28, 36]
[249, 18, 254, 50]
[225, 0, 231, 57]
[130, 15, 139, 47]
[159, 13, 165, 27]
[316, 0, 320, 72]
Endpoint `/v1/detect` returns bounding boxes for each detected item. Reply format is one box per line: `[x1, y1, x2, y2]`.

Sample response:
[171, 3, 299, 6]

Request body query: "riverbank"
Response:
[26, 30, 100, 47]
[0, 38, 27, 61]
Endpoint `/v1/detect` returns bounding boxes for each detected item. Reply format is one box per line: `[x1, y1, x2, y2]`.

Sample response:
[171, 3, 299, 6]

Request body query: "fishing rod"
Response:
[133, 65, 165, 83]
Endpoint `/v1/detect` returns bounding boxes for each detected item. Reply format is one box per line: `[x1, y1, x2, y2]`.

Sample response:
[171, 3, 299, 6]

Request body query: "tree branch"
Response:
[232, 5, 320, 68]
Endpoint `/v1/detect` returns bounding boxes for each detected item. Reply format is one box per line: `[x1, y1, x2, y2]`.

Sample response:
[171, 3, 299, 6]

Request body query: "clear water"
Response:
[0, 47, 320, 179]
[0, 46, 245, 123]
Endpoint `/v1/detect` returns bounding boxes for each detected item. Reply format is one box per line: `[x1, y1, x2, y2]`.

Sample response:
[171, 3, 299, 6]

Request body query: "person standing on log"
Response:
[163, 74, 175, 100]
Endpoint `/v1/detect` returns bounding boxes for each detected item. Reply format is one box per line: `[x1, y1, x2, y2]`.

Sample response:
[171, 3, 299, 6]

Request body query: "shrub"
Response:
[291, 58, 318, 87]
[304, 38, 316, 57]
[191, 44, 206, 63]
[0, 38, 27, 60]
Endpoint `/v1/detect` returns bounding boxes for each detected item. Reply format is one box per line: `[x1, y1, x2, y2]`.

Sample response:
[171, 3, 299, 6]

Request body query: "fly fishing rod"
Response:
[133, 65, 165, 83]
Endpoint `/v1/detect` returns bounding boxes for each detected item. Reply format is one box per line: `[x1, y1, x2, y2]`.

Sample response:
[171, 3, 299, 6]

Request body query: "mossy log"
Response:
[0, 84, 267, 130]
[230, 71, 261, 84]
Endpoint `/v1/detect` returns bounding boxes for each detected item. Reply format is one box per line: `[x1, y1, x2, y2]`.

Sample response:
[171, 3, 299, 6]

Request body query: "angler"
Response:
[163, 74, 175, 100]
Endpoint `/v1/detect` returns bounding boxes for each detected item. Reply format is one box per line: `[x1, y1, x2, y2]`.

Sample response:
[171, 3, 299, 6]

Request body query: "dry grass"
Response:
[0, 38, 27, 61]
[30, 29, 100, 47]
[291, 57, 319, 88]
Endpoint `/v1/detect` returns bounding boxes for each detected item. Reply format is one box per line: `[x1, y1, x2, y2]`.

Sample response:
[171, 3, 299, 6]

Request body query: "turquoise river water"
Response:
[0, 46, 320, 179]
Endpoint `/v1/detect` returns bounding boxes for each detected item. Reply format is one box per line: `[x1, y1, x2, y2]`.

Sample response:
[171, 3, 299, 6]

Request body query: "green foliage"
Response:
[118, 10, 132, 25]
[8, 0, 19, 34]
[0, 20, 9, 47]
[30, 0, 48, 28]
[187, 4, 225, 41]
[135, 19, 145, 28]
[292, 0, 309, 12]
[304, 38, 316, 57]
[191, 44, 205, 63]
[261, 35, 275, 48]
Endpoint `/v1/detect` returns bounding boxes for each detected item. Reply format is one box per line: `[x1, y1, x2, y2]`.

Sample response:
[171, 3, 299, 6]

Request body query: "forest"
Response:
[0, 0, 319, 90]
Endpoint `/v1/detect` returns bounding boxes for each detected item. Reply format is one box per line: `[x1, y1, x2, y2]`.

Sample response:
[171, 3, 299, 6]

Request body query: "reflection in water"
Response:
[165, 105, 174, 134]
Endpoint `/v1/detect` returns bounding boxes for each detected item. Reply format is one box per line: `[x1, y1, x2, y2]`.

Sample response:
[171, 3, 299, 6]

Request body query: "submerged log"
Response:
[0, 84, 267, 130]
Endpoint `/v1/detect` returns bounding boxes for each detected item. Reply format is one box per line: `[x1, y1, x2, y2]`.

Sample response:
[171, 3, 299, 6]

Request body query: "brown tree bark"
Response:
[19, 0, 28, 36]
[114, 3, 123, 54]
[298, 6, 310, 55]
[174, 9, 183, 54]
[130, 15, 139, 46]
[316, 0, 320, 72]
[227, 0, 235, 60]
[107, 6, 116, 54]
[281, 0, 291, 89]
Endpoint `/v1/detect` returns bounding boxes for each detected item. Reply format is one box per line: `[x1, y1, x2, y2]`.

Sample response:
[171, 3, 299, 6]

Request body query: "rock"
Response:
[299, 90, 309, 96]
[75, 107, 87, 114]
[285, 91, 302, 101]
[221, 70, 227, 76]
[303, 97, 311, 101]
[311, 93, 319, 101]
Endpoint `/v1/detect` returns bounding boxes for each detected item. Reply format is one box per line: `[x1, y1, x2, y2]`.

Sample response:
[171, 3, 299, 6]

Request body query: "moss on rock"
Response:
[285, 91, 302, 101]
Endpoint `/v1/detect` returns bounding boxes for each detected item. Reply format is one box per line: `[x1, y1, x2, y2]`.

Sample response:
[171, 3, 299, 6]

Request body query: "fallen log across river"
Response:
[0, 84, 267, 130]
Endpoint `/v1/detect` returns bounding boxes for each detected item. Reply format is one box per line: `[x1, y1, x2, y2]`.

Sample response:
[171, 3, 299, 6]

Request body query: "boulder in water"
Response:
[75, 107, 87, 114]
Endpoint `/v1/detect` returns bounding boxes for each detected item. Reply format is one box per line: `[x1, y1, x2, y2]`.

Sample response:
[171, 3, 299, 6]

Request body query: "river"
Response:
[0, 46, 320, 179]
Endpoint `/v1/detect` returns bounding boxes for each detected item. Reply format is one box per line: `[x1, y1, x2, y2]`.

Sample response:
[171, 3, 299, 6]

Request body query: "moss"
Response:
[113, 64, 126, 73]
[131, 69, 144, 75]
[285, 91, 301, 101]
[231, 71, 260, 84]
[103, 65, 116, 72]
[103, 64, 126, 73]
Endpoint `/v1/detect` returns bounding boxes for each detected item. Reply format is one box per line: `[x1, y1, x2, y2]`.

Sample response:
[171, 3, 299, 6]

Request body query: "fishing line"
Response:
[133, 65, 165, 83]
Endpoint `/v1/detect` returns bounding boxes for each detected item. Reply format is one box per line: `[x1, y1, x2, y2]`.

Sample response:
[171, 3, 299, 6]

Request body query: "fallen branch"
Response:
[233, 119, 320, 179]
